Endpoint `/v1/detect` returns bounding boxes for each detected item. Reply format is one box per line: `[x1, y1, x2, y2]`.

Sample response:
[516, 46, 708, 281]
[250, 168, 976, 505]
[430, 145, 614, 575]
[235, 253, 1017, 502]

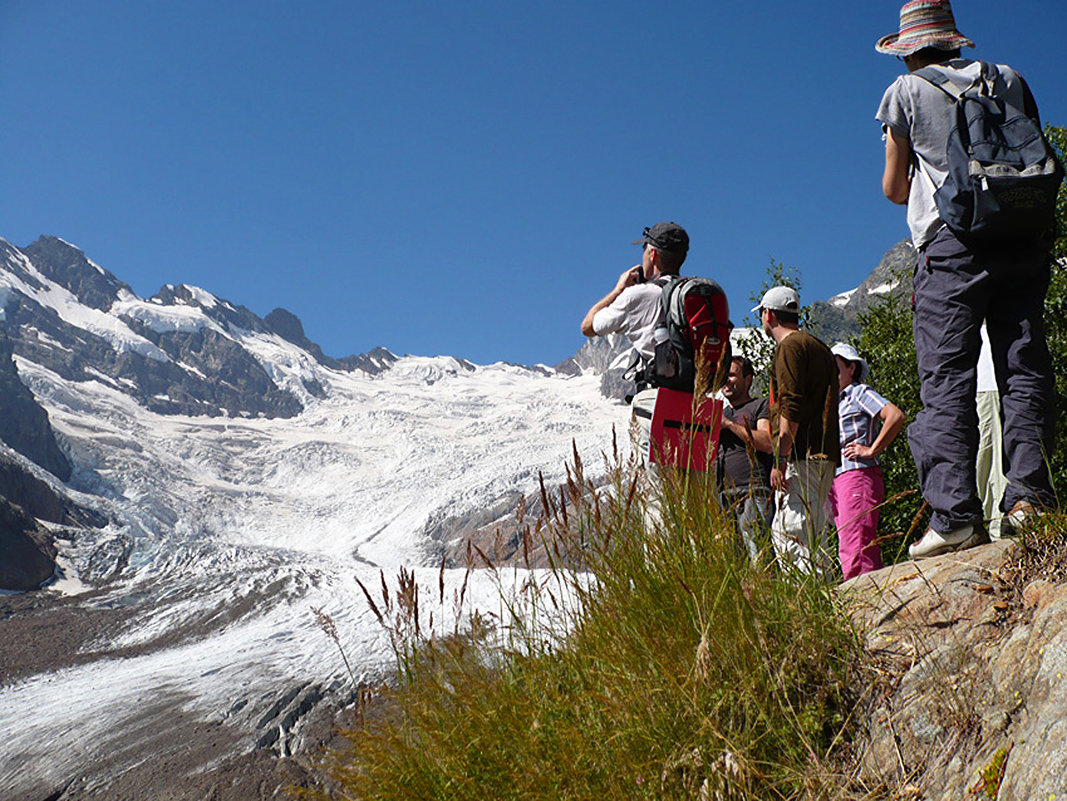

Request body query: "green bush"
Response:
[1042, 124, 1067, 502]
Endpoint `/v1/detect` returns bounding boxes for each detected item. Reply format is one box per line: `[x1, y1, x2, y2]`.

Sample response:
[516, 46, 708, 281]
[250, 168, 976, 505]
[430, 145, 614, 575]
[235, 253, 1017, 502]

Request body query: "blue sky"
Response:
[2, 1, 1065, 366]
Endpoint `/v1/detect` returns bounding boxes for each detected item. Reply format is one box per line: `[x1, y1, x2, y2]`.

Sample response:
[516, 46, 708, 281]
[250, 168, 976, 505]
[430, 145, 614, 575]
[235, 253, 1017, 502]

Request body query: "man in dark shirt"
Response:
[756, 286, 840, 575]
[718, 356, 774, 559]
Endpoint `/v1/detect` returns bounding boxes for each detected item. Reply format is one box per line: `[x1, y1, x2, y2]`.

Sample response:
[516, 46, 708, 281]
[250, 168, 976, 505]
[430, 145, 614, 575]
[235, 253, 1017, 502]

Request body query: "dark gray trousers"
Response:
[910, 227, 1054, 532]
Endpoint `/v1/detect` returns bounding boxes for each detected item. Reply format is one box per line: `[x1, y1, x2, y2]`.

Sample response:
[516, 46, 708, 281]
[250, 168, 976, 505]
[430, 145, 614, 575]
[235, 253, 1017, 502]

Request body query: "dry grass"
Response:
[299, 445, 866, 800]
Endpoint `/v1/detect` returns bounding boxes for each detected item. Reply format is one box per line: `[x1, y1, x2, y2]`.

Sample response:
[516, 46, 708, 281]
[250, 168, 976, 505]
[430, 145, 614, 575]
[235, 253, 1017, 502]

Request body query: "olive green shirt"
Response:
[769, 331, 841, 466]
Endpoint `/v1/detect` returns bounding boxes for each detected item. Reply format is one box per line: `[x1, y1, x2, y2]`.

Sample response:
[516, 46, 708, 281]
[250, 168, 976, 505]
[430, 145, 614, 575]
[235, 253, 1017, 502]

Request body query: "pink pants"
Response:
[830, 466, 885, 580]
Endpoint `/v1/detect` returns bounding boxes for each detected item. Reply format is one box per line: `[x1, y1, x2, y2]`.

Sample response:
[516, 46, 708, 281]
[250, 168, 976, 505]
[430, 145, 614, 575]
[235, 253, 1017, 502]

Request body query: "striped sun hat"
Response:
[875, 0, 975, 56]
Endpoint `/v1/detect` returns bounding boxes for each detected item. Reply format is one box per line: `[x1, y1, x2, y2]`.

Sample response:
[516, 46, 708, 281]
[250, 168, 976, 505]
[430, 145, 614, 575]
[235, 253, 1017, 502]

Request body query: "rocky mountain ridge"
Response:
[3, 236, 372, 421]
[810, 238, 916, 342]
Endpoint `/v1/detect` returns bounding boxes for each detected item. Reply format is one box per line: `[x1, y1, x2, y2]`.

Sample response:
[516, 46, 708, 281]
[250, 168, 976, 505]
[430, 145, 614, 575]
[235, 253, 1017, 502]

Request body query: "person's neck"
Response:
[907, 52, 964, 71]
[728, 392, 752, 408]
[772, 325, 799, 344]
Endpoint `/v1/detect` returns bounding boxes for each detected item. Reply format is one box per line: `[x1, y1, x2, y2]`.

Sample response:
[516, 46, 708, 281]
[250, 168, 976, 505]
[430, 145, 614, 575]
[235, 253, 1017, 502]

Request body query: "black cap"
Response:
[632, 221, 689, 254]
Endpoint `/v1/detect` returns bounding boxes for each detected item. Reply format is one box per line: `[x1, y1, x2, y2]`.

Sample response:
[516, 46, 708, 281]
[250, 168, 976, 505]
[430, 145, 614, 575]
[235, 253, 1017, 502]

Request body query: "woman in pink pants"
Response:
[829, 343, 906, 580]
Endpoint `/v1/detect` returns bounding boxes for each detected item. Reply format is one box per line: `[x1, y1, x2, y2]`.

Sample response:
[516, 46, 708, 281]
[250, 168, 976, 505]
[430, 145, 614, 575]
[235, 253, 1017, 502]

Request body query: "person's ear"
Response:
[648, 247, 661, 270]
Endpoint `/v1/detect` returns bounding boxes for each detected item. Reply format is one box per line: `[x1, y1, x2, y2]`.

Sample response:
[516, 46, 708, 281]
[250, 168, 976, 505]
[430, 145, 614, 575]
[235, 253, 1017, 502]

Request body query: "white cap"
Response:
[831, 342, 869, 383]
[751, 285, 800, 314]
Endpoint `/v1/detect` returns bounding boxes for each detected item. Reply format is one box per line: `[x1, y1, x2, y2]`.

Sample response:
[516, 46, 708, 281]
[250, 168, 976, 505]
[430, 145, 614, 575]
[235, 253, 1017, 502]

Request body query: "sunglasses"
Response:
[642, 227, 664, 249]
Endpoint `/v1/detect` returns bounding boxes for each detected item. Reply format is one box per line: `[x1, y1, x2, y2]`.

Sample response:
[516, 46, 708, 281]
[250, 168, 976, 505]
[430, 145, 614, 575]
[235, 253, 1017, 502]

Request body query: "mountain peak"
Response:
[23, 235, 135, 312]
[264, 307, 306, 342]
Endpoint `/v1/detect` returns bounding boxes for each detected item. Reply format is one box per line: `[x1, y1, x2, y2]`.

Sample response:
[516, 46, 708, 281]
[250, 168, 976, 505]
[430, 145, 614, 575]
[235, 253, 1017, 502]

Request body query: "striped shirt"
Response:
[837, 383, 889, 475]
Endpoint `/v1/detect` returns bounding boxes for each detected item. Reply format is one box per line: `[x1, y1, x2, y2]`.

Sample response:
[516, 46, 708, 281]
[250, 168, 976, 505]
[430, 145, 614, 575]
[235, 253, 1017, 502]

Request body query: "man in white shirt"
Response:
[580, 221, 689, 465]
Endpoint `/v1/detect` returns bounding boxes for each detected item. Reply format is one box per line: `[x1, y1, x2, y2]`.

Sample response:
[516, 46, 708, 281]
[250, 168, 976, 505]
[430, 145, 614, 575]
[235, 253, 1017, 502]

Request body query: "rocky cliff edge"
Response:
[841, 534, 1067, 799]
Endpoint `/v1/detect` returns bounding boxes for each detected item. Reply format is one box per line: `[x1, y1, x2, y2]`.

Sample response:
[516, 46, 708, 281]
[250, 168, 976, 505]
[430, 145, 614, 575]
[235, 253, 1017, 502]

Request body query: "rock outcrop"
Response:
[337, 345, 399, 375]
[0, 498, 56, 591]
[0, 331, 71, 480]
[810, 239, 917, 343]
[842, 537, 1067, 799]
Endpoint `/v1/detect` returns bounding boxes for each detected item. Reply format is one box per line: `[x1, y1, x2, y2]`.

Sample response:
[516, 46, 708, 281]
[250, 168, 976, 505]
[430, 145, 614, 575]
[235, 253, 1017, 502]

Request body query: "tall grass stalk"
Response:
[308, 448, 862, 800]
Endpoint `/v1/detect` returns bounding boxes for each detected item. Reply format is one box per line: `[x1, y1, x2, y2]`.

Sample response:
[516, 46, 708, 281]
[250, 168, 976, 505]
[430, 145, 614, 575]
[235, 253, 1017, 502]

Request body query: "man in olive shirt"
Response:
[755, 286, 841, 575]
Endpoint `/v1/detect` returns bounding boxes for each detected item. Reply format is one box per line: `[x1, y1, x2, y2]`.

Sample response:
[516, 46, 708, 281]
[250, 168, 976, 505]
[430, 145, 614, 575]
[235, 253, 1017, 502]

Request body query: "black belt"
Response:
[632, 408, 712, 434]
[663, 420, 714, 434]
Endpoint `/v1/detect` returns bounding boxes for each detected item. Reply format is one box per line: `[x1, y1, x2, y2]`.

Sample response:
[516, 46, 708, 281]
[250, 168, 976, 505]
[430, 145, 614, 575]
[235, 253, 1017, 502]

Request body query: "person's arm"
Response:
[752, 417, 773, 454]
[580, 265, 642, 337]
[882, 127, 912, 205]
[842, 402, 906, 461]
[720, 415, 773, 454]
[770, 414, 797, 491]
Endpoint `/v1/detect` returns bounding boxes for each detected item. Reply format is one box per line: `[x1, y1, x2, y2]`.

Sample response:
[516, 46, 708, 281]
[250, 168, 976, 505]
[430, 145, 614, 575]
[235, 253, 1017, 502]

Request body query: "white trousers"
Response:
[771, 459, 835, 576]
[976, 389, 1007, 538]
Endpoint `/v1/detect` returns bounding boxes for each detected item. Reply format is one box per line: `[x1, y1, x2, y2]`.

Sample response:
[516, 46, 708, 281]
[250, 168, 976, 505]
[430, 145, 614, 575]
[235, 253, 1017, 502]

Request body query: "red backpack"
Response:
[649, 276, 732, 393]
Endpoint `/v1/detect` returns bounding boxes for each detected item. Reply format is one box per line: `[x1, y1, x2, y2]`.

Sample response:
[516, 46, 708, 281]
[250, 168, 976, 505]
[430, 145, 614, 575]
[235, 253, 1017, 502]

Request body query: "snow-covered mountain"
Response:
[0, 234, 913, 798]
[808, 239, 916, 343]
[0, 237, 622, 799]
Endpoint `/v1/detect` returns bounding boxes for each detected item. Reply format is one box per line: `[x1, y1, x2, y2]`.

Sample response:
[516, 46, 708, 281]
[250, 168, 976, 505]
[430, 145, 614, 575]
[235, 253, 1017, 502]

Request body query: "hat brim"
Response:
[875, 30, 975, 55]
[752, 304, 798, 314]
[633, 239, 688, 254]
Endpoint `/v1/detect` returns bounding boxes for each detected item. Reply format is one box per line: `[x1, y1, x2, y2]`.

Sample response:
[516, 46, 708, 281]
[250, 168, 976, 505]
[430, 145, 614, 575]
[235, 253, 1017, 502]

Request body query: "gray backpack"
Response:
[916, 62, 1063, 241]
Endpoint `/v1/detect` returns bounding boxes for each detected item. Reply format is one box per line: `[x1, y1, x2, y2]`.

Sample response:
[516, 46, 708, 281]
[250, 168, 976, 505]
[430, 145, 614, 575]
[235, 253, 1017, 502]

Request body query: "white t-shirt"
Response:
[977, 323, 996, 392]
[592, 281, 665, 362]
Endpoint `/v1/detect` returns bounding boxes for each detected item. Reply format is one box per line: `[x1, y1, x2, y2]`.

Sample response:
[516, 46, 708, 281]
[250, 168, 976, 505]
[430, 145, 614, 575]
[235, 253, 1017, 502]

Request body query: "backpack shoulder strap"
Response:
[656, 274, 681, 320]
[913, 65, 965, 99]
[916, 61, 1004, 98]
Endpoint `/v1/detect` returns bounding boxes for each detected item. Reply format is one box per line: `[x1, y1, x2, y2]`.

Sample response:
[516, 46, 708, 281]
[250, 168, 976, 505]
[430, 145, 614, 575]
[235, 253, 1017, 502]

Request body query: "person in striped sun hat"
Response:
[875, 0, 1058, 560]
[875, 0, 974, 57]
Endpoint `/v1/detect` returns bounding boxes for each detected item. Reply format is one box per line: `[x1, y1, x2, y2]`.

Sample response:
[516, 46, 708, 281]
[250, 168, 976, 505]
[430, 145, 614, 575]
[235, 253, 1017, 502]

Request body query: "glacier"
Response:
[0, 238, 624, 797]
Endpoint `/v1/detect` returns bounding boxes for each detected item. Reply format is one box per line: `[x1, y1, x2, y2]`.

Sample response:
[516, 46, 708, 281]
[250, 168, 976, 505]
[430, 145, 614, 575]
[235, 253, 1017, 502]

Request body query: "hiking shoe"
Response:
[999, 500, 1041, 539]
[908, 523, 990, 560]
